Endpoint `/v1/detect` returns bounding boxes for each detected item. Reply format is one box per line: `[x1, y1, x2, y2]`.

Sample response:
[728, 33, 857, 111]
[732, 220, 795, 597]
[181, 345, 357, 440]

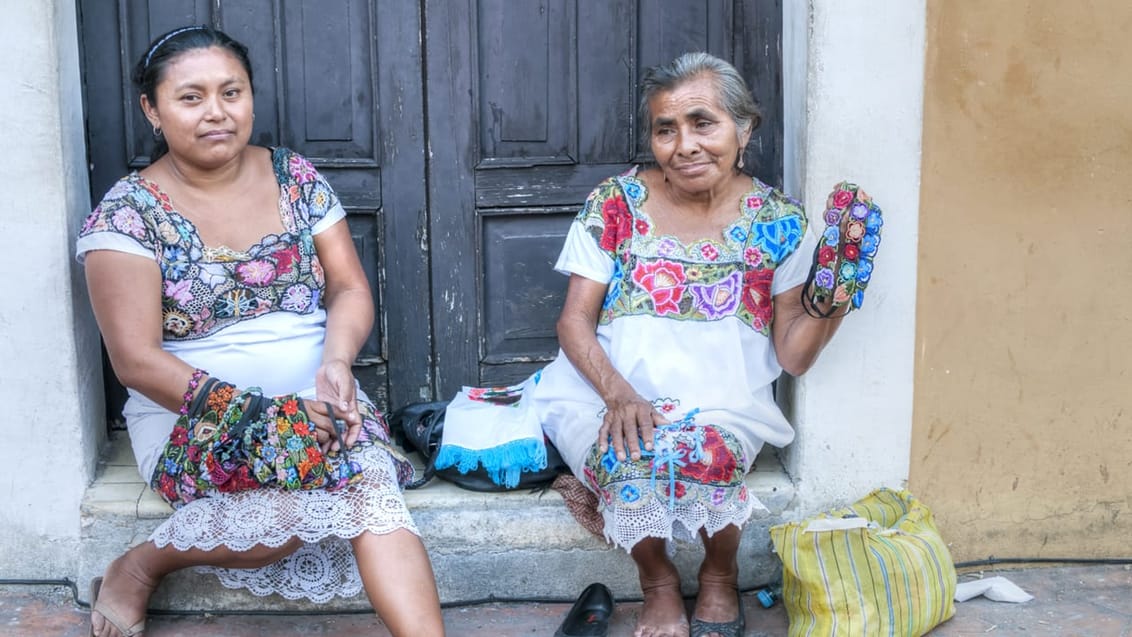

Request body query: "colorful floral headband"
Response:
[802, 181, 883, 318]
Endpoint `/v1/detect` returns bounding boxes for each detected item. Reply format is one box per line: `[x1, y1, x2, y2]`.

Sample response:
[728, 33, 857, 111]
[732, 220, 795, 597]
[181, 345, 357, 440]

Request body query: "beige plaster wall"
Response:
[912, 1, 1132, 561]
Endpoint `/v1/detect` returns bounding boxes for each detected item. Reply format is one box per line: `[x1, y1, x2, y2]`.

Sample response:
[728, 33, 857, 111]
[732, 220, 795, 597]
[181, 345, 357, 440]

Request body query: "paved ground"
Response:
[3, 564, 1131, 636]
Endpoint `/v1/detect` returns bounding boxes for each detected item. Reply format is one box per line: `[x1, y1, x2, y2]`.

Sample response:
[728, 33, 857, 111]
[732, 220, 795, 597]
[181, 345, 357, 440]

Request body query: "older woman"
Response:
[532, 52, 847, 637]
[77, 26, 443, 637]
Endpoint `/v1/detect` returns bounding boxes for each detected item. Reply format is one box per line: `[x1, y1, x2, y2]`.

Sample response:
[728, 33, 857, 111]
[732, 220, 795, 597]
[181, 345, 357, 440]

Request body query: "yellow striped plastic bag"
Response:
[769, 488, 957, 637]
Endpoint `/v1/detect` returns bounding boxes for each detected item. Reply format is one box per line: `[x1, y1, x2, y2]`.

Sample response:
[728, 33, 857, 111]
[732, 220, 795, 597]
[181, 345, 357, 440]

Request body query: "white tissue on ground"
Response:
[954, 576, 1034, 603]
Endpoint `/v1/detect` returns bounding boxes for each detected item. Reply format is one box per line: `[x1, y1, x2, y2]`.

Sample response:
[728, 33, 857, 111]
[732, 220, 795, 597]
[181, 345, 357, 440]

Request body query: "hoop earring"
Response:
[153, 126, 163, 139]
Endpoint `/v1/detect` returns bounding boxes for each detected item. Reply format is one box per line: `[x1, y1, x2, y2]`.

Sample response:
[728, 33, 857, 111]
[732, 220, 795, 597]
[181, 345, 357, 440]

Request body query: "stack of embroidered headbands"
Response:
[152, 372, 363, 507]
[802, 181, 883, 318]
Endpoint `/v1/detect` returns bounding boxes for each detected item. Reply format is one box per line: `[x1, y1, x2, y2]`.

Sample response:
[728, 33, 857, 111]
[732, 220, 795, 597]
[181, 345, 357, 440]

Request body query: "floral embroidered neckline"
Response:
[129, 150, 293, 263]
[616, 167, 775, 263]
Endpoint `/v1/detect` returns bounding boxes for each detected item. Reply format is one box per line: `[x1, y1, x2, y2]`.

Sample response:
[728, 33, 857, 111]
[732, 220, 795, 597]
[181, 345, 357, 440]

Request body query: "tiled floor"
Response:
[4, 564, 1131, 636]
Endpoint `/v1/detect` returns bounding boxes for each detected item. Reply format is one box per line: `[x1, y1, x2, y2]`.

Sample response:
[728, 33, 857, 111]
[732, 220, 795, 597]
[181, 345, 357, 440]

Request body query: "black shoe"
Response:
[554, 582, 614, 637]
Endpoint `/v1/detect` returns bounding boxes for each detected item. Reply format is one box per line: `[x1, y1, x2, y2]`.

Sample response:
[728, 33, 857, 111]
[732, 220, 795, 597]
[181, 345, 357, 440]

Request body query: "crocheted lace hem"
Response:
[602, 493, 766, 551]
[150, 447, 418, 603]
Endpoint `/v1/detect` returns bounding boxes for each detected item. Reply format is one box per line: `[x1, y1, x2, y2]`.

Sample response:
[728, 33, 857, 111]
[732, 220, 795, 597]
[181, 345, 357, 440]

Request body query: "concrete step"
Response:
[79, 432, 795, 612]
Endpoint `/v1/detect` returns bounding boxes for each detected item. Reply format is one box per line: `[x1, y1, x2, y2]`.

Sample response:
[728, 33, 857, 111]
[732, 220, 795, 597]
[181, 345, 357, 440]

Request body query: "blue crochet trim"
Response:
[433, 438, 548, 488]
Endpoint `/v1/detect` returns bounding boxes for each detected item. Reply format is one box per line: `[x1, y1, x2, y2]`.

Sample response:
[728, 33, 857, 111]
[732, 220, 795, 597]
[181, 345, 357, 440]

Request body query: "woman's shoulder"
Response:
[745, 177, 805, 221]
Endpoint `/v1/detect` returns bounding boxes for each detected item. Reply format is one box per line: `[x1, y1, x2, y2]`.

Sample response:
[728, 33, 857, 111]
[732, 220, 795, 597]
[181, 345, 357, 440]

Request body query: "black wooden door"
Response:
[79, 0, 782, 413]
[79, 0, 430, 411]
[424, 0, 783, 397]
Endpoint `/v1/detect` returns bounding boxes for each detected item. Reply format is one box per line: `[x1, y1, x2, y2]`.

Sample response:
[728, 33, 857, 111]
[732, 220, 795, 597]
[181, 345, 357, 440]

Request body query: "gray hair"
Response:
[638, 52, 761, 146]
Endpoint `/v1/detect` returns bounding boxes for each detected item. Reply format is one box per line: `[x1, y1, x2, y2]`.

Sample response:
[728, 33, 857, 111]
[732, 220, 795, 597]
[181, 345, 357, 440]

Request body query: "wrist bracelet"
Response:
[179, 368, 208, 416]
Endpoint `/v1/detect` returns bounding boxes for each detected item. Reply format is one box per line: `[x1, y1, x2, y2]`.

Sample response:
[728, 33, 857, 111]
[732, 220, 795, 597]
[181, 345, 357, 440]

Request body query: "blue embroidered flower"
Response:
[621, 179, 644, 203]
[852, 288, 865, 308]
[286, 436, 305, 452]
[263, 445, 277, 463]
[164, 458, 180, 475]
[839, 261, 857, 281]
[133, 189, 157, 208]
[729, 225, 748, 243]
[866, 209, 883, 234]
[161, 245, 189, 280]
[856, 259, 873, 283]
[619, 484, 641, 503]
[603, 260, 624, 310]
[750, 214, 804, 263]
[601, 446, 621, 473]
[861, 234, 880, 257]
[823, 226, 840, 246]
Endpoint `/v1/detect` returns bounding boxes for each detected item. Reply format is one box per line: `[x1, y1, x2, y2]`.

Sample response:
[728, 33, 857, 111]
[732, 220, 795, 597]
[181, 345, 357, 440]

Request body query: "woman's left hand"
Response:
[315, 359, 361, 448]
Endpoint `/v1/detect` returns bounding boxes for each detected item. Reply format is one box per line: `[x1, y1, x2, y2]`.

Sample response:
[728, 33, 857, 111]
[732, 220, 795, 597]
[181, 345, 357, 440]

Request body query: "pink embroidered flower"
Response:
[699, 243, 719, 261]
[164, 279, 194, 305]
[746, 195, 765, 210]
[832, 189, 854, 209]
[635, 218, 649, 235]
[654, 399, 679, 414]
[289, 155, 318, 184]
[631, 259, 687, 315]
[235, 259, 277, 286]
[272, 244, 301, 274]
[743, 246, 763, 267]
[846, 220, 866, 241]
[112, 208, 146, 239]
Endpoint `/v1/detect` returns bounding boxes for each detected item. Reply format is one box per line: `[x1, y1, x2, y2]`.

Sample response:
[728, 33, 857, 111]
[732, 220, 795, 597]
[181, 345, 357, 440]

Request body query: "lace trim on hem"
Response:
[601, 495, 766, 551]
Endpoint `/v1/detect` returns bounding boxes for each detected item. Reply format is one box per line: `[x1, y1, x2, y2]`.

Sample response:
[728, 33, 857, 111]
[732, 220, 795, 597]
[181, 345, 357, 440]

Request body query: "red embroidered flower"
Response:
[293, 421, 311, 437]
[282, 399, 299, 417]
[170, 426, 189, 446]
[663, 481, 687, 499]
[832, 189, 854, 209]
[186, 444, 201, 463]
[678, 428, 738, 483]
[158, 474, 178, 501]
[599, 195, 632, 251]
[272, 245, 301, 274]
[631, 259, 687, 315]
[843, 243, 860, 261]
[217, 465, 258, 492]
[635, 219, 649, 235]
[818, 245, 836, 267]
[741, 268, 774, 327]
[700, 243, 719, 261]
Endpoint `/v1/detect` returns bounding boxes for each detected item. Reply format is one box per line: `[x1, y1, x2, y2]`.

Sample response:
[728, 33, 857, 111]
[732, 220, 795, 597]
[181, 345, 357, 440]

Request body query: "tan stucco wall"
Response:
[912, 1, 1132, 561]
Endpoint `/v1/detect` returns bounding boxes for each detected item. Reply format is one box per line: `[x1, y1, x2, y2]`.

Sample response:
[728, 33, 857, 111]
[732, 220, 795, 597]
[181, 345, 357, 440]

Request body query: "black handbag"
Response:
[389, 400, 567, 492]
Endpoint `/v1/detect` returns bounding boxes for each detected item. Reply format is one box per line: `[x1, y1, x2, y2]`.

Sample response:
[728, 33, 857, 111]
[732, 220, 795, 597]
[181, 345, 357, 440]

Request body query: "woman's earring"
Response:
[736, 151, 745, 170]
[153, 126, 163, 139]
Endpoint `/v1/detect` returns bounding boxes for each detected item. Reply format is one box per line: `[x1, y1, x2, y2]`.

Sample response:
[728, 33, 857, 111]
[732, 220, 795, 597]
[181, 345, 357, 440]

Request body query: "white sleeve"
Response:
[75, 233, 156, 264]
[553, 220, 615, 284]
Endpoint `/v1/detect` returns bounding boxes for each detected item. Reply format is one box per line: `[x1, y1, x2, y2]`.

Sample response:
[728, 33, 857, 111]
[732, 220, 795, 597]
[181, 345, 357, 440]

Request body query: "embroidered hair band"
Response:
[143, 25, 207, 69]
[802, 181, 883, 318]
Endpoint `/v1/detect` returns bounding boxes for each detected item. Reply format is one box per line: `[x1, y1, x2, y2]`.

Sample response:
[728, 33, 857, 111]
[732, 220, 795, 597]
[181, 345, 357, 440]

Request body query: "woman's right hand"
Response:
[303, 400, 347, 454]
[599, 391, 669, 462]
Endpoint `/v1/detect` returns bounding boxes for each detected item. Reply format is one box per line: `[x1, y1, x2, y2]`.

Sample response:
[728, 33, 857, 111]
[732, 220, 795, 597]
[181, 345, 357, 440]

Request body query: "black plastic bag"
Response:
[389, 401, 567, 492]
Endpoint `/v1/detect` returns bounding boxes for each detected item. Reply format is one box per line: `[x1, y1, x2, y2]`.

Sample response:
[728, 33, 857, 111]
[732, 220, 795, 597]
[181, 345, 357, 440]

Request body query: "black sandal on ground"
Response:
[689, 589, 745, 637]
[554, 582, 614, 637]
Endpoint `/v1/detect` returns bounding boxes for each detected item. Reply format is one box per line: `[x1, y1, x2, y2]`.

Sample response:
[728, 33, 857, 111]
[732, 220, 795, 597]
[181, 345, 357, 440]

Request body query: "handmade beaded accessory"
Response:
[802, 181, 883, 318]
[178, 368, 207, 416]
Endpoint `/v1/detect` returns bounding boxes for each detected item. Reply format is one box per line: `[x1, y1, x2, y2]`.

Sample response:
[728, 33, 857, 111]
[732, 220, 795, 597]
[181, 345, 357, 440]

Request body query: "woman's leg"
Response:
[351, 529, 444, 637]
[91, 537, 302, 637]
[631, 537, 690, 637]
[692, 524, 743, 626]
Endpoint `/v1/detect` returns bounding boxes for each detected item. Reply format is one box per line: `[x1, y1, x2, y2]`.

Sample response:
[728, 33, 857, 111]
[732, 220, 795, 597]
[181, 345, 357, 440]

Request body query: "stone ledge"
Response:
[79, 432, 795, 611]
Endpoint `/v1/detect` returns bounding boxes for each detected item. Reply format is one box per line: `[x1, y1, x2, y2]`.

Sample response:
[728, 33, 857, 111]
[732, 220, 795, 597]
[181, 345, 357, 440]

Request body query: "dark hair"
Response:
[132, 25, 254, 160]
[638, 52, 762, 172]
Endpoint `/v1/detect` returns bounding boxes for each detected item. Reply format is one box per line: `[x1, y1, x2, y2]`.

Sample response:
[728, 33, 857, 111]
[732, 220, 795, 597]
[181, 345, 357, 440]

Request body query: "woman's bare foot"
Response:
[91, 551, 158, 637]
[633, 572, 690, 637]
[691, 569, 742, 635]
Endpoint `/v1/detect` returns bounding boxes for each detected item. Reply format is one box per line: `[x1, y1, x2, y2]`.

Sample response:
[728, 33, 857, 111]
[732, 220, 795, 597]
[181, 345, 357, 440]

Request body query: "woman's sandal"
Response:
[689, 589, 745, 637]
[90, 576, 146, 637]
[554, 582, 614, 637]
